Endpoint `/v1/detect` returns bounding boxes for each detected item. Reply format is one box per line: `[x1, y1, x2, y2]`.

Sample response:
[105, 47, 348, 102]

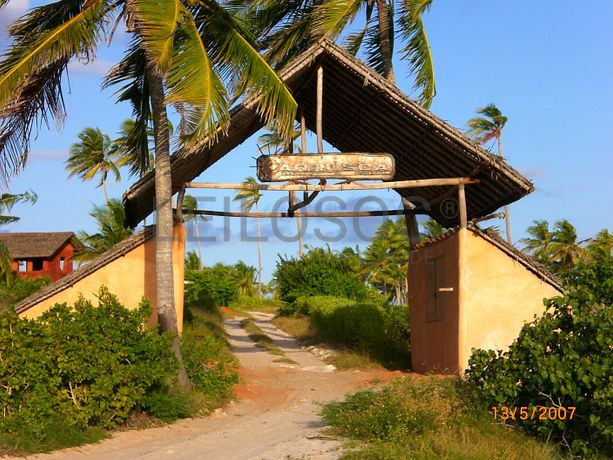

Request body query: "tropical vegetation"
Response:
[0, 191, 37, 282]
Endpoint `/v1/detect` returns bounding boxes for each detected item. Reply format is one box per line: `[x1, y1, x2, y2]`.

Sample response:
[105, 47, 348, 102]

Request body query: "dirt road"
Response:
[23, 312, 404, 460]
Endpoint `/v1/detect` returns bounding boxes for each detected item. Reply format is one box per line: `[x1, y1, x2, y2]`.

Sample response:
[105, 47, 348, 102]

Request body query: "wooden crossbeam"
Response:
[183, 209, 428, 219]
[186, 177, 479, 192]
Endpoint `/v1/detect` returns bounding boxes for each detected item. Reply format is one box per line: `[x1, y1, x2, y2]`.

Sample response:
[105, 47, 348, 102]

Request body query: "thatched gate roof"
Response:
[123, 39, 533, 227]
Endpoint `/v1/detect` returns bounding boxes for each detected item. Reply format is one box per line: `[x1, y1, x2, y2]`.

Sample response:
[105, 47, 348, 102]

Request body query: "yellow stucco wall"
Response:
[457, 228, 561, 371]
[410, 228, 562, 374]
[19, 224, 186, 334]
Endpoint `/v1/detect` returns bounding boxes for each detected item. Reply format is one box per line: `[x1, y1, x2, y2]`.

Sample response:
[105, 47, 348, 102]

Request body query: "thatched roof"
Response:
[414, 224, 562, 292]
[0, 232, 74, 259]
[15, 227, 155, 314]
[123, 39, 534, 228]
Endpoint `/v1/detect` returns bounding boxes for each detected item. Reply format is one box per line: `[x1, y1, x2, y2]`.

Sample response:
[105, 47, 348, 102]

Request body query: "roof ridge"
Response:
[15, 227, 155, 314]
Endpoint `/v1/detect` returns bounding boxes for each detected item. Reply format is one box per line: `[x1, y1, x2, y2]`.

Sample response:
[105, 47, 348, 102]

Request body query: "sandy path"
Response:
[20, 312, 404, 460]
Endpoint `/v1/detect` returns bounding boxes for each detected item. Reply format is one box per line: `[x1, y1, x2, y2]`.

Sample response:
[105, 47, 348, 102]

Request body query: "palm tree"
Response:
[0, 191, 37, 282]
[520, 219, 552, 265]
[184, 251, 201, 271]
[548, 220, 587, 274]
[182, 194, 205, 270]
[467, 103, 512, 244]
[586, 229, 613, 261]
[257, 122, 305, 257]
[66, 127, 121, 203]
[244, 0, 436, 105]
[233, 177, 263, 296]
[74, 199, 134, 262]
[0, 0, 297, 388]
[234, 261, 257, 297]
[113, 119, 155, 179]
[421, 217, 445, 240]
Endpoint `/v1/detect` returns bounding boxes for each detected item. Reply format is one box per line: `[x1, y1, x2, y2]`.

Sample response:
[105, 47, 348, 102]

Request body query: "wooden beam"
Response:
[316, 65, 324, 154]
[186, 177, 479, 192]
[402, 198, 421, 249]
[176, 184, 186, 222]
[184, 209, 427, 219]
[300, 112, 307, 154]
[458, 183, 467, 228]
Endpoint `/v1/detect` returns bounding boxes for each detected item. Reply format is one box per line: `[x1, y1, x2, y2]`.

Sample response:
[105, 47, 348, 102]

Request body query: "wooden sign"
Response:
[257, 153, 395, 182]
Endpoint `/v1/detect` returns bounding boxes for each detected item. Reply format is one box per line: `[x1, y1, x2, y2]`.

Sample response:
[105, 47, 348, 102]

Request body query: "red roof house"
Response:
[0, 232, 77, 282]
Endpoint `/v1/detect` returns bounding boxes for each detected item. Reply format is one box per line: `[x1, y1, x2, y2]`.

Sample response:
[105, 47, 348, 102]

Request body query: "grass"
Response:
[0, 417, 108, 456]
[322, 376, 565, 460]
[272, 314, 385, 370]
[229, 295, 286, 315]
[240, 318, 298, 364]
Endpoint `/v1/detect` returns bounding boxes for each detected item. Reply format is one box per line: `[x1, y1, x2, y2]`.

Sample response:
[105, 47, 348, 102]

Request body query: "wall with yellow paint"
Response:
[410, 228, 561, 374]
[19, 224, 186, 334]
[457, 229, 560, 371]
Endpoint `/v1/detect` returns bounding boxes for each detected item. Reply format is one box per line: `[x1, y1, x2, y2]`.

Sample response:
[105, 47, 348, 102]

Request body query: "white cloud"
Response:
[0, 0, 29, 36]
[28, 150, 68, 160]
[68, 59, 114, 77]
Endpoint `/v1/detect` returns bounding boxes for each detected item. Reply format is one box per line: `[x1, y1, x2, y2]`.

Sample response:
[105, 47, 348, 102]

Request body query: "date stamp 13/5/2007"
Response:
[491, 406, 576, 422]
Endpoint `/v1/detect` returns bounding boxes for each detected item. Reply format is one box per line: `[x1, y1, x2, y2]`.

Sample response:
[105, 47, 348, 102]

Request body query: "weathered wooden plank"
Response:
[187, 177, 478, 191]
[256, 153, 396, 182]
[184, 209, 427, 218]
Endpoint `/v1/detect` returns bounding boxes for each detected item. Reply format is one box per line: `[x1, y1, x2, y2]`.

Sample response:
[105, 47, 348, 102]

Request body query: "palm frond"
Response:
[397, 0, 435, 108]
[343, 2, 374, 55]
[104, 42, 153, 178]
[165, 7, 229, 143]
[196, 1, 297, 138]
[0, 0, 111, 108]
[126, 0, 181, 73]
[312, 0, 364, 39]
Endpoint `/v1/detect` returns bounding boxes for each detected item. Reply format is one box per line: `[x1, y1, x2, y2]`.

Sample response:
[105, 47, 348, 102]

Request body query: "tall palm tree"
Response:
[243, 0, 436, 105]
[0, 191, 37, 282]
[233, 177, 263, 296]
[0, 0, 297, 388]
[421, 217, 445, 240]
[548, 219, 587, 274]
[586, 229, 613, 261]
[467, 103, 512, 244]
[520, 219, 552, 265]
[66, 127, 121, 203]
[182, 194, 205, 270]
[234, 260, 257, 297]
[75, 199, 134, 262]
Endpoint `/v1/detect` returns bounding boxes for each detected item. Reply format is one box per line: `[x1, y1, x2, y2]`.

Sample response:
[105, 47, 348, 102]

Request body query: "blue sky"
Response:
[2, 1, 613, 282]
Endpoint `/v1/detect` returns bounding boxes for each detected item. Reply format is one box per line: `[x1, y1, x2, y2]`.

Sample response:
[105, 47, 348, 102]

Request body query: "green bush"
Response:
[229, 294, 286, 312]
[466, 258, 613, 457]
[0, 287, 178, 431]
[281, 296, 410, 368]
[185, 265, 240, 309]
[0, 275, 51, 309]
[181, 305, 240, 410]
[274, 247, 369, 303]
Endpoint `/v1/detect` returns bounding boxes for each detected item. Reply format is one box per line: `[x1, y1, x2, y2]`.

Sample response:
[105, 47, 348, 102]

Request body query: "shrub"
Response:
[280, 296, 410, 368]
[229, 295, 286, 313]
[181, 305, 239, 410]
[185, 265, 240, 309]
[274, 247, 369, 303]
[0, 275, 50, 309]
[466, 258, 613, 457]
[0, 288, 178, 431]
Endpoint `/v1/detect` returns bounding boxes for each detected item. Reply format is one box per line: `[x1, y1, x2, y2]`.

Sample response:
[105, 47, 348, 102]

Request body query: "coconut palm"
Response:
[183, 194, 205, 270]
[0, 191, 37, 282]
[586, 229, 613, 261]
[234, 260, 257, 297]
[75, 199, 134, 262]
[421, 217, 445, 240]
[233, 177, 263, 296]
[184, 251, 201, 271]
[243, 0, 435, 105]
[467, 103, 512, 244]
[0, 0, 297, 388]
[548, 220, 587, 274]
[66, 127, 121, 203]
[520, 219, 552, 265]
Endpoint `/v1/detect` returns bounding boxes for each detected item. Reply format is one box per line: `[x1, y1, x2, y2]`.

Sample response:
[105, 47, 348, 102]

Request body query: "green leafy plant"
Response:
[0, 275, 50, 309]
[466, 257, 613, 456]
[274, 247, 369, 303]
[0, 287, 177, 433]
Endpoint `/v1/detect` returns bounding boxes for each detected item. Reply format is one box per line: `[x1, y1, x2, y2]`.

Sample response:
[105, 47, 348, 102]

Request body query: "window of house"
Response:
[32, 258, 43, 271]
[18, 260, 27, 272]
[59, 257, 65, 271]
[426, 257, 450, 322]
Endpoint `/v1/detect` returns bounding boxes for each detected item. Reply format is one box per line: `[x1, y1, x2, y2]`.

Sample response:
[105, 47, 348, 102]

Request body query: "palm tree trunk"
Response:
[102, 176, 109, 203]
[147, 65, 191, 390]
[255, 202, 263, 297]
[296, 215, 303, 257]
[376, 0, 396, 83]
[497, 136, 512, 244]
[195, 218, 203, 270]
